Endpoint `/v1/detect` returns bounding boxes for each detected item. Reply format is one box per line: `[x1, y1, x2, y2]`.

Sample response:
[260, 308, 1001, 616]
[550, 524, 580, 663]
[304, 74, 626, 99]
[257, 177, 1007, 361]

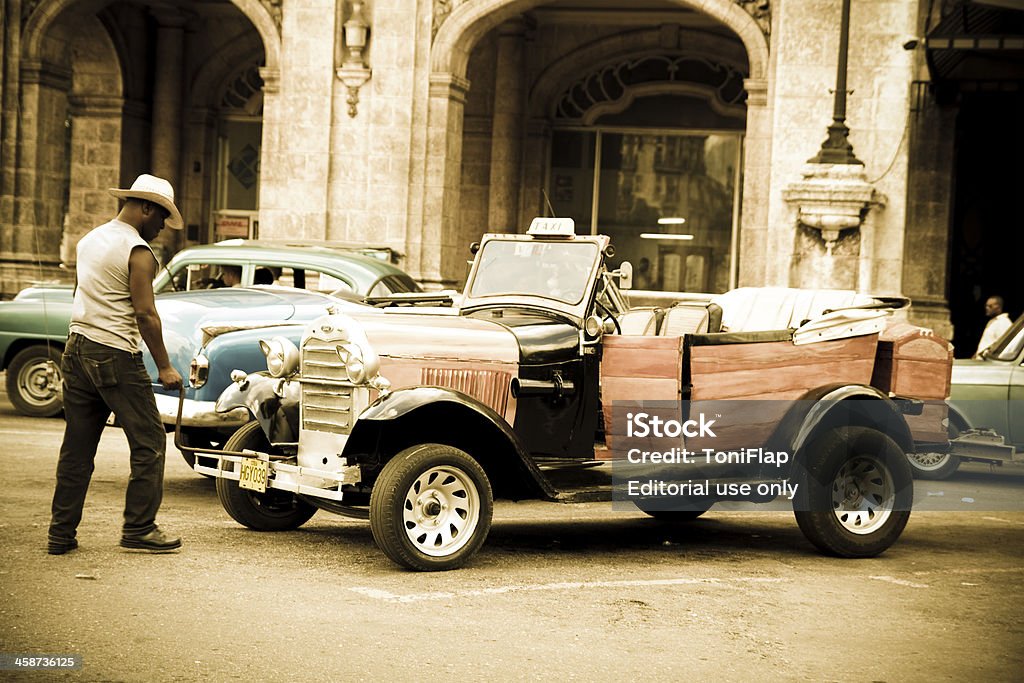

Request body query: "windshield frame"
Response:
[460, 233, 610, 324]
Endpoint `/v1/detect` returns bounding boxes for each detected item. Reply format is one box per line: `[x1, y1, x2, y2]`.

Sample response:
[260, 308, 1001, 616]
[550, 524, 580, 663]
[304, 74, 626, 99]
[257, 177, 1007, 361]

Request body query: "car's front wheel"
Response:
[179, 427, 229, 477]
[794, 426, 913, 558]
[6, 345, 63, 417]
[370, 444, 493, 571]
[215, 421, 316, 531]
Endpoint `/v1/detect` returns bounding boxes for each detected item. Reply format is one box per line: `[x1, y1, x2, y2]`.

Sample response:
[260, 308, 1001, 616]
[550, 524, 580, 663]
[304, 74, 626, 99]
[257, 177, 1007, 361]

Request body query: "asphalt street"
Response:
[1, 388, 1022, 682]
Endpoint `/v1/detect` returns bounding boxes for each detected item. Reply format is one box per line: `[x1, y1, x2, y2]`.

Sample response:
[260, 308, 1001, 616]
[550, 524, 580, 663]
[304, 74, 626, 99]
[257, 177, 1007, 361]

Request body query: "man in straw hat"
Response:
[48, 174, 184, 555]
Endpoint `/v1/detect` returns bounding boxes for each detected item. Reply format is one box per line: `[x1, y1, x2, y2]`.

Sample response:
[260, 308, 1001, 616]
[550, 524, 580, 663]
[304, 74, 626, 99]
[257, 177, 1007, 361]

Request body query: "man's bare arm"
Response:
[129, 246, 182, 390]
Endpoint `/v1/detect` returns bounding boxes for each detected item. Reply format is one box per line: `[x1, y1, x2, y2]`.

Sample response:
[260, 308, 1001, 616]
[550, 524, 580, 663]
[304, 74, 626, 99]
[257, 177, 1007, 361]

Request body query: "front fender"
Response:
[768, 384, 914, 464]
[346, 386, 557, 500]
[216, 372, 300, 444]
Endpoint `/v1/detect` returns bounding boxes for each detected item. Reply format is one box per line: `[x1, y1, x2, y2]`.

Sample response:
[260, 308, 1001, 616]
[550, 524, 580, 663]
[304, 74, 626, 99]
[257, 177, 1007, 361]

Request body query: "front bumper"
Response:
[155, 393, 249, 428]
[194, 451, 361, 501]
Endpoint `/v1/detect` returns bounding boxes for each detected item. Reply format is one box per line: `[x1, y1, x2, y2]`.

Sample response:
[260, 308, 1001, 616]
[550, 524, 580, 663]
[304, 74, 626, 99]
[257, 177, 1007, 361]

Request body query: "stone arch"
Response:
[528, 27, 750, 120]
[419, 0, 772, 288]
[431, 0, 768, 81]
[191, 42, 266, 110]
[22, 0, 281, 71]
[225, 0, 281, 74]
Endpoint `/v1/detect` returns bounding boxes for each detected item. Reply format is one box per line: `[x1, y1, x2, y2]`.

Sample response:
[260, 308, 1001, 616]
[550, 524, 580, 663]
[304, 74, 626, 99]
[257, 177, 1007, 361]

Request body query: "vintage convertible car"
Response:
[907, 313, 1023, 479]
[0, 241, 417, 417]
[182, 218, 955, 571]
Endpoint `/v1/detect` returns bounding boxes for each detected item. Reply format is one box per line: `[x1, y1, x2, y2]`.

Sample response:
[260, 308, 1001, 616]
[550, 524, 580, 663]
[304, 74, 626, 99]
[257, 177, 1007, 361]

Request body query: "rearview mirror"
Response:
[615, 261, 633, 290]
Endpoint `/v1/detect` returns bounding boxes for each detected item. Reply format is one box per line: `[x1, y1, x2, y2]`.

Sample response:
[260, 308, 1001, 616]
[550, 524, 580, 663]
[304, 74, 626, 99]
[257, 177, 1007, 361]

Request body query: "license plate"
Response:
[238, 458, 269, 493]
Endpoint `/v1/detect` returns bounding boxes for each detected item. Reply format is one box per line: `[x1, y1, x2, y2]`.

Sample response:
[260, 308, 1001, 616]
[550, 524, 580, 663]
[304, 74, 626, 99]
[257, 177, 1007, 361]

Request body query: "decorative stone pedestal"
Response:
[783, 164, 886, 291]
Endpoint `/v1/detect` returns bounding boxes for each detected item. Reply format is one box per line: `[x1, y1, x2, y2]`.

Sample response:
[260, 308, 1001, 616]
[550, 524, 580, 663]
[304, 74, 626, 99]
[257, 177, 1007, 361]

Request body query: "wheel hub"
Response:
[423, 499, 442, 518]
[401, 465, 480, 557]
[831, 455, 894, 535]
[20, 361, 60, 405]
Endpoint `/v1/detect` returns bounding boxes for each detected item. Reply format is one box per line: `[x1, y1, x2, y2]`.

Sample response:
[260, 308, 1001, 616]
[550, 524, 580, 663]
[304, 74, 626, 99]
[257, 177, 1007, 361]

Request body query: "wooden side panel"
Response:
[600, 335, 683, 451]
[905, 401, 949, 443]
[689, 334, 879, 401]
[601, 335, 683, 379]
[871, 322, 953, 400]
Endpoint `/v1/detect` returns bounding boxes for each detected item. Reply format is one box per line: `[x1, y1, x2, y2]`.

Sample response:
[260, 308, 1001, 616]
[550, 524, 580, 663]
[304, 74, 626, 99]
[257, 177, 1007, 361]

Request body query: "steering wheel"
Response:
[595, 299, 621, 335]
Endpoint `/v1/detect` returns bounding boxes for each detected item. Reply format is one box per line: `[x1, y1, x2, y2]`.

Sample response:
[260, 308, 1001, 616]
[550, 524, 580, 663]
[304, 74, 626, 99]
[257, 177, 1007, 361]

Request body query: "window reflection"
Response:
[548, 129, 740, 294]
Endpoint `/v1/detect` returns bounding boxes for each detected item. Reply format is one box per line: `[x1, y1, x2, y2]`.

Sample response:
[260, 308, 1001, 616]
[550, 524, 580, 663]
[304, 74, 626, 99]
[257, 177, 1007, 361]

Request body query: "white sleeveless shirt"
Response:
[69, 219, 155, 353]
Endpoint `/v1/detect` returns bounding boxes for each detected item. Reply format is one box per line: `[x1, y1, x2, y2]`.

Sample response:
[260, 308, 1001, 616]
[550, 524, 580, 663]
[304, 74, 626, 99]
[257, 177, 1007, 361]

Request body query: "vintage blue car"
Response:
[908, 314, 1024, 479]
[145, 287, 369, 465]
[0, 241, 418, 417]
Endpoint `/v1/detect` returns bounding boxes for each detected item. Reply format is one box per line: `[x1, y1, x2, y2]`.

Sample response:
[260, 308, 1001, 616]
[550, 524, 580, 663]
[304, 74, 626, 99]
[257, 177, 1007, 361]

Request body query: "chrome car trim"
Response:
[194, 452, 361, 501]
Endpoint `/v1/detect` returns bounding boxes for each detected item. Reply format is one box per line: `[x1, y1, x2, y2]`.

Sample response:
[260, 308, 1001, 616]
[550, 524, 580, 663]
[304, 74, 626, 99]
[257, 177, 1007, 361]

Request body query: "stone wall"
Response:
[766, 0, 917, 294]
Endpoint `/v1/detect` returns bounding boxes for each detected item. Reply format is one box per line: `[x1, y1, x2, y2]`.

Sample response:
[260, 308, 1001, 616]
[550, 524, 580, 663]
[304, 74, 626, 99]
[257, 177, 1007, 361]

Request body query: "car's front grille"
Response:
[301, 339, 349, 383]
[301, 384, 355, 434]
[301, 339, 355, 435]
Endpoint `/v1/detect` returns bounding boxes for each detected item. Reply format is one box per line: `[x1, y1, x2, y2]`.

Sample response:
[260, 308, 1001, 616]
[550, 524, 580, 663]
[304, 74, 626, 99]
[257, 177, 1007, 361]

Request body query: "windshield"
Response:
[989, 315, 1024, 361]
[468, 239, 600, 305]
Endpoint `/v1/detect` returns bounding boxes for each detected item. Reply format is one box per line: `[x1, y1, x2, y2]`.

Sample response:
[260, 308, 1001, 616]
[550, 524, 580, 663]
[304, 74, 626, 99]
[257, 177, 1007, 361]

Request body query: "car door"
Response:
[1005, 328, 1024, 447]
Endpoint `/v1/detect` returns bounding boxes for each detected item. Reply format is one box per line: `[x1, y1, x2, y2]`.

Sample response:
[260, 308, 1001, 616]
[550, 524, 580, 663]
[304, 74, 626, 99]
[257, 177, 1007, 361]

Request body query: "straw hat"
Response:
[109, 174, 183, 230]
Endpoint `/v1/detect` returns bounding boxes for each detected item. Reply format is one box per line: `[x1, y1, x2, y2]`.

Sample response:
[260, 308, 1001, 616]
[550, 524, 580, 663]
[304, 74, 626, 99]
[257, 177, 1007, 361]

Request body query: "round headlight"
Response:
[259, 336, 299, 378]
[336, 341, 379, 384]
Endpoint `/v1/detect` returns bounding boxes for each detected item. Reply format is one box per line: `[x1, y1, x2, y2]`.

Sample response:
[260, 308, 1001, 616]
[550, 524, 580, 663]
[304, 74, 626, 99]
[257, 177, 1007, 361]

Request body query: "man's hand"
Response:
[158, 366, 183, 391]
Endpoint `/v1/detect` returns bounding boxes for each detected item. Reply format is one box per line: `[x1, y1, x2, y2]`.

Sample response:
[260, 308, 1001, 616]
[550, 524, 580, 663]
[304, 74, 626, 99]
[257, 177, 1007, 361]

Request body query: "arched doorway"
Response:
[1, 0, 275, 295]
[425, 0, 769, 289]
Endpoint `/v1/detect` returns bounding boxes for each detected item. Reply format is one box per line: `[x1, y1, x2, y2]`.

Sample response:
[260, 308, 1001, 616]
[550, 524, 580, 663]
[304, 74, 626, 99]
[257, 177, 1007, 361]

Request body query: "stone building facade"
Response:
[2, 0, 1021, 353]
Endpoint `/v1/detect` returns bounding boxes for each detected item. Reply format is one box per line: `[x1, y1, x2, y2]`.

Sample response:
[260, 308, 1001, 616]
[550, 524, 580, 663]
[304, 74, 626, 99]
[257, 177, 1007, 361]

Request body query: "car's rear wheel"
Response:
[215, 421, 316, 531]
[794, 426, 913, 558]
[6, 345, 63, 417]
[370, 444, 493, 571]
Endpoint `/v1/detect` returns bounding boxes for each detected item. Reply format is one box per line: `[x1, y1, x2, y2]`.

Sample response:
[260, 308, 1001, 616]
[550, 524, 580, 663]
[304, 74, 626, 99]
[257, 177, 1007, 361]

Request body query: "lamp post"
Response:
[809, 0, 863, 165]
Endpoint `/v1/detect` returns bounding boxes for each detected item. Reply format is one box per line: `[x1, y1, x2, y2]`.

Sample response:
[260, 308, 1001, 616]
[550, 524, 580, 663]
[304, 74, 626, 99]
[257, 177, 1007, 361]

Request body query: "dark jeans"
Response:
[49, 333, 167, 542]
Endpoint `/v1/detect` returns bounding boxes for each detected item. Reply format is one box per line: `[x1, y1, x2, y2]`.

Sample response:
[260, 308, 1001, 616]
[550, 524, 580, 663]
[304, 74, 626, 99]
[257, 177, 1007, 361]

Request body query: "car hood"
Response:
[951, 357, 1013, 388]
[350, 310, 521, 364]
[150, 288, 363, 384]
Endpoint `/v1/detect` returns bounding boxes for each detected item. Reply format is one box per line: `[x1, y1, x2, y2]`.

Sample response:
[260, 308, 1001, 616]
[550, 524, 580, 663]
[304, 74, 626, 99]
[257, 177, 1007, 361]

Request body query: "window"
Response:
[549, 128, 742, 294]
[257, 265, 353, 294]
[167, 263, 237, 291]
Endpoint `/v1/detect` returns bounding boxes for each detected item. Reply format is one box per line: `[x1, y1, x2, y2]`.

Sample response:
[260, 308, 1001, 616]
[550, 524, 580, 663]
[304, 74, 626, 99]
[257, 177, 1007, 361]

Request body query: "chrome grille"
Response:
[422, 368, 511, 416]
[302, 339, 349, 382]
[301, 339, 355, 435]
[301, 384, 355, 434]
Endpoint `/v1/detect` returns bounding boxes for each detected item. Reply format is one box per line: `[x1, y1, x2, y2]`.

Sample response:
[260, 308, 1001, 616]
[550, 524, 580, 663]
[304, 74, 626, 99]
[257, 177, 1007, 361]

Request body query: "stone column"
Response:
[183, 106, 217, 243]
[1, 0, 23, 248]
[418, 73, 469, 289]
[486, 20, 526, 234]
[256, 66, 280, 240]
[13, 59, 71, 259]
[64, 94, 124, 260]
[737, 78, 773, 286]
[0, 58, 73, 296]
[520, 117, 551, 223]
[151, 11, 185, 256]
[901, 95, 957, 339]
